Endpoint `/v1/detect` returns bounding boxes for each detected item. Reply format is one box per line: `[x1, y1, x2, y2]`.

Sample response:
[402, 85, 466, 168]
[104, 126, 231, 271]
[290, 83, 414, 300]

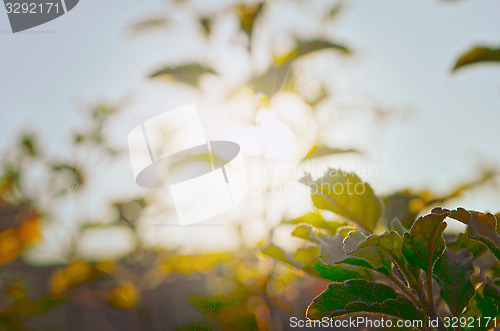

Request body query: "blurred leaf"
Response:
[51, 164, 85, 193]
[149, 63, 216, 86]
[301, 170, 382, 232]
[302, 145, 357, 161]
[189, 284, 260, 331]
[249, 62, 292, 98]
[200, 17, 212, 36]
[328, 3, 343, 19]
[291, 225, 348, 264]
[402, 209, 449, 272]
[177, 322, 215, 331]
[447, 233, 486, 258]
[19, 134, 38, 158]
[161, 253, 230, 275]
[262, 244, 368, 282]
[291, 225, 318, 243]
[306, 279, 424, 321]
[130, 17, 168, 34]
[453, 46, 500, 72]
[296, 38, 350, 57]
[283, 212, 346, 235]
[237, 3, 263, 41]
[107, 283, 138, 310]
[433, 249, 475, 316]
[274, 38, 350, 67]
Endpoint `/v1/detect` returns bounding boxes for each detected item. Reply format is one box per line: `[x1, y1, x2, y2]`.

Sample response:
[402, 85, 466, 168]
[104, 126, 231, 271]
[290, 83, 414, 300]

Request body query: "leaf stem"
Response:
[387, 273, 423, 308]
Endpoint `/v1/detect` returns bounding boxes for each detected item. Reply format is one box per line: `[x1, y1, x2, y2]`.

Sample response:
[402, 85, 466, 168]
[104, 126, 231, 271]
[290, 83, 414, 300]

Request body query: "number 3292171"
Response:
[5, 2, 60, 14]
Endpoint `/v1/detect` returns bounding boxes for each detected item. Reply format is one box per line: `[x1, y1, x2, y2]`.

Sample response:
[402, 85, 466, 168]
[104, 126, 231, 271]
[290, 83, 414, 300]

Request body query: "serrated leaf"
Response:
[302, 145, 357, 161]
[290, 225, 346, 264]
[449, 208, 500, 261]
[302, 170, 382, 232]
[433, 249, 475, 316]
[339, 231, 405, 277]
[149, 63, 216, 86]
[467, 212, 500, 261]
[447, 233, 486, 258]
[284, 212, 345, 235]
[402, 209, 449, 272]
[339, 246, 392, 276]
[390, 218, 408, 236]
[461, 281, 500, 331]
[343, 230, 368, 255]
[262, 244, 367, 282]
[453, 46, 500, 72]
[306, 279, 424, 321]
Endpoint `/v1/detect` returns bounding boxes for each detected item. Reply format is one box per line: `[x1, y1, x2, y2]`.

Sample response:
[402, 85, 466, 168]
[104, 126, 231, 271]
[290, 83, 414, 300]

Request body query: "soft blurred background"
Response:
[0, 0, 500, 330]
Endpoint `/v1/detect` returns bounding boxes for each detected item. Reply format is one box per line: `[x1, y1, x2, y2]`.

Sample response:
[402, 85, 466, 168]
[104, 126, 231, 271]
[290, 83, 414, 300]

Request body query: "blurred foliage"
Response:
[1, 0, 499, 330]
[453, 45, 500, 72]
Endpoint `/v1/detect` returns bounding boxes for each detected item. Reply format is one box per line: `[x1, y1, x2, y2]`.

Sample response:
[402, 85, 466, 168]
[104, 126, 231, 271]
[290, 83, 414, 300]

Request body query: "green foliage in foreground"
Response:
[264, 170, 500, 331]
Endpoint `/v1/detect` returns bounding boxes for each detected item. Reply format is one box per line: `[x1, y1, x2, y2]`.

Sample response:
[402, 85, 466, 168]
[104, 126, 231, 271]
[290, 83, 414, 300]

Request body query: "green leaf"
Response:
[453, 46, 500, 72]
[339, 231, 408, 277]
[449, 208, 500, 261]
[433, 249, 475, 317]
[339, 246, 392, 276]
[262, 244, 368, 282]
[301, 170, 382, 232]
[290, 225, 346, 264]
[149, 63, 216, 86]
[402, 209, 449, 272]
[467, 211, 500, 261]
[447, 233, 486, 258]
[461, 281, 500, 331]
[306, 279, 424, 321]
[284, 212, 345, 235]
[302, 145, 358, 161]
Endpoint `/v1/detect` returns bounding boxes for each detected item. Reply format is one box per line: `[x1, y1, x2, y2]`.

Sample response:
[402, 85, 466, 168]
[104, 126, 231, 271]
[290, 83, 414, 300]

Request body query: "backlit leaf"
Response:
[284, 212, 345, 235]
[449, 208, 500, 261]
[402, 209, 449, 272]
[262, 244, 367, 282]
[301, 170, 382, 232]
[433, 249, 475, 316]
[306, 279, 424, 321]
[461, 280, 500, 330]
